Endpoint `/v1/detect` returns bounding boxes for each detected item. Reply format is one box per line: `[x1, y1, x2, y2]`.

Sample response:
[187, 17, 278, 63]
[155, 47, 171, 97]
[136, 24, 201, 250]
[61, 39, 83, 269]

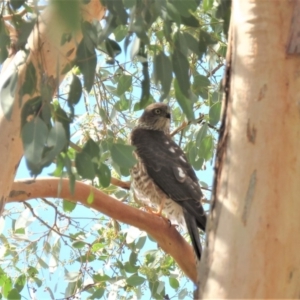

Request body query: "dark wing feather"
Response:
[131, 128, 206, 258]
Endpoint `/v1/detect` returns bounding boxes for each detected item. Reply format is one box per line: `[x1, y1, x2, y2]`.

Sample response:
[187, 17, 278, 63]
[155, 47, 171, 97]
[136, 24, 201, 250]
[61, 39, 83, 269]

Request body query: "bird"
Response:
[130, 102, 206, 260]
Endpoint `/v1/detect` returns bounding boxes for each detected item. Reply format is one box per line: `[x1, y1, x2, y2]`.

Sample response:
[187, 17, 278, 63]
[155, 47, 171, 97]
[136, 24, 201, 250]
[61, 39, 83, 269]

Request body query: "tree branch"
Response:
[8, 177, 197, 283]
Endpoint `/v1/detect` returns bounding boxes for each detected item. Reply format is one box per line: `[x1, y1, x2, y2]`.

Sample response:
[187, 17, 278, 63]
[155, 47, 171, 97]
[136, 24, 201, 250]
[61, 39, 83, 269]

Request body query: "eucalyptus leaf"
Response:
[21, 117, 49, 175]
[126, 274, 145, 286]
[19, 62, 36, 98]
[42, 122, 68, 166]
[76, 39, 97, 93]
[75, 151, 96, 180]
[153, 51, 172, 100]
[110, 143, 137, 169]
[63, 200, 77, 213]
[117, 74, 132, 95]
[199, 135, 214, 161]
[68, 74, 82, 106]
[97, 163, 111, 188]
[172, 48, 190, 98]
[14, 275, 25, 293]
[209, 101, 221, 126]
[174, 79, 194, 121]
[196, 123, 208, 145]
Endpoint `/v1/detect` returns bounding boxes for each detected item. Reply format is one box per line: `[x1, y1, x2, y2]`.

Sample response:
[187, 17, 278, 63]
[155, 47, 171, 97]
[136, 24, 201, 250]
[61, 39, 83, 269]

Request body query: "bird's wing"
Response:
[131, 128, 206, 232]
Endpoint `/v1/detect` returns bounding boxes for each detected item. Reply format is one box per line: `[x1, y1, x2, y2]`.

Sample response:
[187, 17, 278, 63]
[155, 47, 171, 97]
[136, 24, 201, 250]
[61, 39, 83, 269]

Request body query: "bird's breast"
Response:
[131, 162, 185, 228]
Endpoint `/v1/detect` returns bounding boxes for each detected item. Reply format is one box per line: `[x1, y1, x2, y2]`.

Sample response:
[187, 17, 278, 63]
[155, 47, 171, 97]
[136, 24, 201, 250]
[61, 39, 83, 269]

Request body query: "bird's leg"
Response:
[146, 198, 171, 225]
[141, 197, 165, 215]
[155, 197, 165, 216]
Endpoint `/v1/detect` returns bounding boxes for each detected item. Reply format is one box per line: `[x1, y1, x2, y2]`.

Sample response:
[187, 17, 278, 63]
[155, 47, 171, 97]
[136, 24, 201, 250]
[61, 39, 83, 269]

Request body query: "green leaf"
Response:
[76, 38, 97, 93]
[42, 122, 68, 166]
[91, 288, 105, 299]
[114, 25, 128, 42]
[67, 74, 82, 106]
[124, 262, 139, 273]
[37, 257, 48, 269]
[183, 32, 201, 56]
[2, 276, 12, 298]
[172, 48, 190, 98]
[140, 61, 150, 107]
[93, 274, 111, 282]
[211, 91, 221, 103]
[75, 151, 96, 180]
[63, 200, 77, 213]
[51, 0, 80, 31]
[153, 51, 172, 100]
[21, 117, 49, 175]
[115, 95, 129, 111]
[0, 22, 10, 63]
[193, 74, 210, 99]
[16, 20, 36, 49]
[14, 228, 25, 234]
[174, 79, 194, 121]
[0, 71, 18, 120]
[54, 105, 71, 143]
[135, 236, 146, 250]
[33, 277, 42, 288]
[27, 266, 38, 278]
[19, 62, 37, 98]
[216, 0, 231, 38]
[91, 243, 105, 252]
[171, 0, 197, 17]
[14, 275, 25, 293]
[199, 30, 217, 57]
[193, 157, 204, 170]
[166, 3, 181, 24]
[199, 135, 214, 160]
[126, 274, 145, 286]
[97, 163, 111, 188]
[87, 190, 94, 204]
[72, 241, 86, 249]
[110, 143, 137, 169]
[196, 123, 208, 144]
[117, 74, 132, 95]
[123, 0, 136, 9]
[174, 32, 188, 56]
[188, 143, 197, 166]
[105, 38, 122, 58]
[181, 14, 199, 27]
[129, 251, 137, 266]
[10, 0, 25, 10]
[21, 96, 42, 128]
[41, 101, 52, 129]
[82, 138, 100, 159]
[169, 277, 179, 290]
[7, 288, 21, 300]
[203, 0, 214, 12]
[209, 101, 221, 126]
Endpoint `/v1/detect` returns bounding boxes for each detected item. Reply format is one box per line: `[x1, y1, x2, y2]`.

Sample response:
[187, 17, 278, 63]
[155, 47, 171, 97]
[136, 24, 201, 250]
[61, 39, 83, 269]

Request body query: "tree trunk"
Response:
[0, 1, 105, 214]
[199, 0, 300, 298]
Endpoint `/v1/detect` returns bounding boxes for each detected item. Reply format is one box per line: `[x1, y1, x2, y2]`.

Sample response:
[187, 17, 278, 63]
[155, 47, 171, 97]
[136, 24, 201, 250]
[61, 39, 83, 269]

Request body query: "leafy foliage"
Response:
[0, 0, 230, 298]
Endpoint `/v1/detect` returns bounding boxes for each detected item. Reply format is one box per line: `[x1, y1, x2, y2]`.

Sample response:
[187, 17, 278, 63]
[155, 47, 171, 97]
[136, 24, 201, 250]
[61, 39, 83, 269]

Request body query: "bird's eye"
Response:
[154, 109, 161, 114]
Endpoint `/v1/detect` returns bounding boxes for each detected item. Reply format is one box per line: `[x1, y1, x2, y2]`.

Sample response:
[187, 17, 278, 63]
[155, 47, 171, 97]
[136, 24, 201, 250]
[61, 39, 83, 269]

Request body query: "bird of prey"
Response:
[130, 103, 206, 260]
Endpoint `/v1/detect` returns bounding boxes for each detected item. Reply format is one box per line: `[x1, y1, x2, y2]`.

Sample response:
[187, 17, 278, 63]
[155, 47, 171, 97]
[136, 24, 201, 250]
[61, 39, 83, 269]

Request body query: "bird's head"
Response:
[138, 103, 171, 134]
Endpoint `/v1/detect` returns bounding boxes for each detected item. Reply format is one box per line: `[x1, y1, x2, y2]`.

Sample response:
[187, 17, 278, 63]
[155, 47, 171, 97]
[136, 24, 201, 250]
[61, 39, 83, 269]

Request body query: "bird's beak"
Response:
[166, 113, 171, 119]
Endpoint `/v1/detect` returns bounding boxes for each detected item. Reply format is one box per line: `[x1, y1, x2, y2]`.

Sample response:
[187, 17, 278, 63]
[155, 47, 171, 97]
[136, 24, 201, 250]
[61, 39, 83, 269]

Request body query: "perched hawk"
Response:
[130, 103, 206, 260]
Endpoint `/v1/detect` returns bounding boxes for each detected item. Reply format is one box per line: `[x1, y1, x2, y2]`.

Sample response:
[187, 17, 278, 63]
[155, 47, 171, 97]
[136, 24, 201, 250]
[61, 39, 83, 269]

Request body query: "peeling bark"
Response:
[0, 0, 105, 214]
[199, 1, 300, 298]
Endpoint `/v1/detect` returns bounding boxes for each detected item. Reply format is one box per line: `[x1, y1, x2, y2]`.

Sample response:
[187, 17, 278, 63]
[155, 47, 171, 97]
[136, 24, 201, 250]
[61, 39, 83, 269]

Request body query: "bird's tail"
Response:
[183, 208, 202, 260]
